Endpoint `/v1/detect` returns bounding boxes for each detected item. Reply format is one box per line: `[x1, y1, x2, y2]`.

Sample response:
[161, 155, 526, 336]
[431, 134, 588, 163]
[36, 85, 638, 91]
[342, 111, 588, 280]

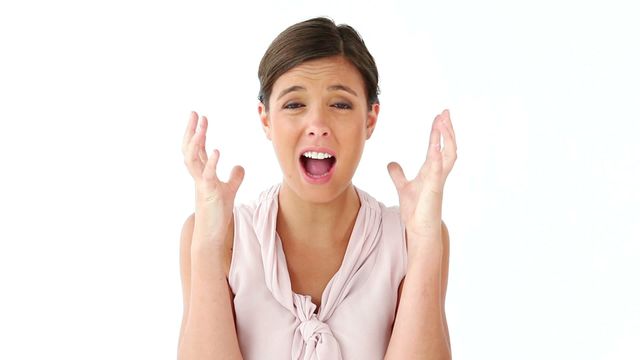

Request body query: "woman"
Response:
[178, 17, 456, 360]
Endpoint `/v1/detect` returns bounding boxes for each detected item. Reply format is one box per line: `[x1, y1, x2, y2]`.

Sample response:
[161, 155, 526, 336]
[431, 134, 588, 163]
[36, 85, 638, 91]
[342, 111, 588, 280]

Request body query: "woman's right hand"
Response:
[182, 111, 245, 248]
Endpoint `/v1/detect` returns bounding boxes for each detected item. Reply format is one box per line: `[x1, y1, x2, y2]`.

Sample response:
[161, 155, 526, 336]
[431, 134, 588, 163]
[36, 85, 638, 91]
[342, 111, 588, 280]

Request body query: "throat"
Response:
[276, 182, 361, 247]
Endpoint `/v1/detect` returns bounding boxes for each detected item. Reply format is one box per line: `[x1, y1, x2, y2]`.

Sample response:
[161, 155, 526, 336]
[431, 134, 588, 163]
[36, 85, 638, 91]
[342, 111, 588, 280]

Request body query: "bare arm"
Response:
[177, 213, 242, 360]
[385, 222, 451, 360]
[178, 111, 245, 359]
[441, 223, 450, 350]
[385, 109, 456, 359]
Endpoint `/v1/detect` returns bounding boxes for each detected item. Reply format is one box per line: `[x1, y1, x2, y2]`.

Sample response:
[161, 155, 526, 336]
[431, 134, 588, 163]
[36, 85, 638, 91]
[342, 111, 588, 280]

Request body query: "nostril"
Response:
[307, 129, 330, 137]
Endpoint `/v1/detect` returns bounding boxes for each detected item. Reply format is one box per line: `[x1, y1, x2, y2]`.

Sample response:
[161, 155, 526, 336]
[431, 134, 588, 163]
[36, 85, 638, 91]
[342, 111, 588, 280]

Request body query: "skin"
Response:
[178, 111, 244, 359]
[179, 54, 456, 359]
[258, 55, 380, 309]
[260, 55, 377, 206]
[385, 108, 456, 359]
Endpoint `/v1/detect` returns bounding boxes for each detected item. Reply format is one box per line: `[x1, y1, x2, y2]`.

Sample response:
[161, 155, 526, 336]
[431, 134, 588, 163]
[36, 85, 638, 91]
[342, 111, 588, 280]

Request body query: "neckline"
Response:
[272, 185, 366, 318]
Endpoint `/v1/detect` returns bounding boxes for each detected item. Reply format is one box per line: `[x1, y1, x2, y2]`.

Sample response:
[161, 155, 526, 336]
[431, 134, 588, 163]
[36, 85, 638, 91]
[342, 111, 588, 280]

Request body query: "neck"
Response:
[276, 182, 361, 249]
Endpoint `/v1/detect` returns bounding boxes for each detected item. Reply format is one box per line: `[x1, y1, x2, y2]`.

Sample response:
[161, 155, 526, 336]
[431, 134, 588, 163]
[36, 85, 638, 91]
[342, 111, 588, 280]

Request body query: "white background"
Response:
[1, 0, 638, 359]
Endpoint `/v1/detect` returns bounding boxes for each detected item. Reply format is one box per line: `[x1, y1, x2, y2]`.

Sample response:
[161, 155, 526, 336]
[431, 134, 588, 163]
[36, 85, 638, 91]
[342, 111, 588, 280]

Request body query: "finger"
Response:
[428, 115, 443, 157]
[189, 115, 208, 163]
[200, 115, 208, 133]
[422, 116, 443, 176]
[198, 147, 208, 165]
[441, 112, 457, 165]
[202, 148, 221, 182]
[387, 162, 408, 190]
[198, 116, 209, 163]
[184, 132, 205, 178]
[182, 111, 198, 154]
[441, 109, 456, 144]
[227, 165, 245, 194]
[439, 110, 457, 167]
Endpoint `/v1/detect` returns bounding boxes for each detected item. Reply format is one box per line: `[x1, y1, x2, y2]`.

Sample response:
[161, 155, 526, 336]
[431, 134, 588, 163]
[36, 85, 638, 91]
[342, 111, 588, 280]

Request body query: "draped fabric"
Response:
[229, 184, 408, 360]
[253, 184, 383, 359]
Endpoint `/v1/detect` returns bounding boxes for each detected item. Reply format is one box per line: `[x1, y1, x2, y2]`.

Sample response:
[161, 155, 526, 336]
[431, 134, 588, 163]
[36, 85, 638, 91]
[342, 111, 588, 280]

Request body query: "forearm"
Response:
[179, 240, 242, 360]
[385, 245, 450, 360]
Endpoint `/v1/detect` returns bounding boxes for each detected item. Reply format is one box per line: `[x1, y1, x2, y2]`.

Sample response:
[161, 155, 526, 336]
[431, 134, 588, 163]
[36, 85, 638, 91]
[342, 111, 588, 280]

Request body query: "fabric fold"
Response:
[291, 293, 342, 359]
[252, 184, 383, 360]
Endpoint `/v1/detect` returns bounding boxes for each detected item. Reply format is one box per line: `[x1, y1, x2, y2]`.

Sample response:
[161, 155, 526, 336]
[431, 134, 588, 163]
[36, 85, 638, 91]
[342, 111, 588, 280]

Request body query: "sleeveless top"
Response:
[228, 184, 408, 360]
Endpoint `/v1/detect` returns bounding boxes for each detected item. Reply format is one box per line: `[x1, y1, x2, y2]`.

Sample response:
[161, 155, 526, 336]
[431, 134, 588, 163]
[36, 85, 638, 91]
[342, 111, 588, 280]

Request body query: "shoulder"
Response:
[180, 213, 196, 239]
[441, 220, 450, 251]
[179, 213, 197, 262]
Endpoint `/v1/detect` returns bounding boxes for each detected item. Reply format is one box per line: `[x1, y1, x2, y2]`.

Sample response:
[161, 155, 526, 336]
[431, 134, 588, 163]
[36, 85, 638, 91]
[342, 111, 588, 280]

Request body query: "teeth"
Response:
[303, 151, 334, 160]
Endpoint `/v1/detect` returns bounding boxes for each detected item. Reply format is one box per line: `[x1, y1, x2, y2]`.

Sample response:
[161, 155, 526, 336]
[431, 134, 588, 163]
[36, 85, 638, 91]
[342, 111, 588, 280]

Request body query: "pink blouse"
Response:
[228, 184, 407, 359]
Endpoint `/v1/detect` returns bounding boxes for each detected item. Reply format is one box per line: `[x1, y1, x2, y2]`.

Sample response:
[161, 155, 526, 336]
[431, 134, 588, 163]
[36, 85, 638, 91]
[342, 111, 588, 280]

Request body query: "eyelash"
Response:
[283, 103, 304, 110]
[333, 103, 352, 110]
[283, 102, 352, 110]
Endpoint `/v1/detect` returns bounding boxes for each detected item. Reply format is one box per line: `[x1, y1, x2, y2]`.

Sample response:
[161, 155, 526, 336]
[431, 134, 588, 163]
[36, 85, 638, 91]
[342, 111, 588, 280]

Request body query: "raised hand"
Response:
[182, 111, 245, 246]
[387, 109, 457, 247]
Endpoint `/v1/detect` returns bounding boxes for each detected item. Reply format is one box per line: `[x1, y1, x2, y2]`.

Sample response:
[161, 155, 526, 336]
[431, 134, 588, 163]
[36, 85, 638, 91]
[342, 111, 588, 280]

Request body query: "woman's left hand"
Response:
[387, 109, 457, 250]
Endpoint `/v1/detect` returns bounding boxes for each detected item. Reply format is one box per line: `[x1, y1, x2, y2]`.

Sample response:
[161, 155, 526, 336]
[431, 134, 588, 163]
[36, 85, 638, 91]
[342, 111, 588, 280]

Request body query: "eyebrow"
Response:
[328, 85, 358, 97]
[276, 84, 358, 100]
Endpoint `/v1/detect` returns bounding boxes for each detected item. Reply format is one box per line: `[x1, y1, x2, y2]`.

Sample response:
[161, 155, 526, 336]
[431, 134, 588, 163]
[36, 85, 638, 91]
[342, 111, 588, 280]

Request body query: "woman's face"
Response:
[259, 55, 380, 204]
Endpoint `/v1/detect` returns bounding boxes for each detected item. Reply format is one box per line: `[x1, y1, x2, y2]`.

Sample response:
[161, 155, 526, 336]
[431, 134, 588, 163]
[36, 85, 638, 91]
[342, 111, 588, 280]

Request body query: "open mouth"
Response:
[299, 151, 337, 179]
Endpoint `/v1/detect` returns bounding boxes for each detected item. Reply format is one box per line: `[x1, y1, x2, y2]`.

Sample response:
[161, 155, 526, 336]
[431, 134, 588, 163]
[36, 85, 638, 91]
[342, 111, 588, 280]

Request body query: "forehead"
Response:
[273, 56, 365, 93]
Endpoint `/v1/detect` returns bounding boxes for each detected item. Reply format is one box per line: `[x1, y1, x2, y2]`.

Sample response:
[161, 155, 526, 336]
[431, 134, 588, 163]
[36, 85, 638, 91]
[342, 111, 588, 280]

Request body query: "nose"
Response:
[306, 106, 330, 138]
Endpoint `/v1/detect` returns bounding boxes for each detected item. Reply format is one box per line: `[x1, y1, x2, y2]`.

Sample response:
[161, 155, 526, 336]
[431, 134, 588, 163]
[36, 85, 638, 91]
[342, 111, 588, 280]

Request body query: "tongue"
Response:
[305, 158, 332, 176]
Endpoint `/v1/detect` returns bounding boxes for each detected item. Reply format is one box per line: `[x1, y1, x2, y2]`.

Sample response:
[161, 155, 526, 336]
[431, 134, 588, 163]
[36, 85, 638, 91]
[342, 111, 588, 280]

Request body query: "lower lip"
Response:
[299, 159, 336, 185]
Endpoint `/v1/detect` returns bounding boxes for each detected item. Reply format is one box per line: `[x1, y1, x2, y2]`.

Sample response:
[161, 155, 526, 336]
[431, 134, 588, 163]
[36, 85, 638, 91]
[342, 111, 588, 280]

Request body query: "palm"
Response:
[388, 109, 457, 240]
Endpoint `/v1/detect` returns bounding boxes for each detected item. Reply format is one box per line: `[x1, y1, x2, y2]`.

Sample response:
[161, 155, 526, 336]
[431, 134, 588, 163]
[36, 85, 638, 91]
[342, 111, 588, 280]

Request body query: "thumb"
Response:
[387, 162, 408, 191]
[202, 148, 220, 182]
[228, 165, 245, 194]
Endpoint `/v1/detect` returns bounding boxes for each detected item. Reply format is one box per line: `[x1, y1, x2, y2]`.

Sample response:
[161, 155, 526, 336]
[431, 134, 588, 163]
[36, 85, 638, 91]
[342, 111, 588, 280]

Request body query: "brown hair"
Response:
[258, 17, 380, 111]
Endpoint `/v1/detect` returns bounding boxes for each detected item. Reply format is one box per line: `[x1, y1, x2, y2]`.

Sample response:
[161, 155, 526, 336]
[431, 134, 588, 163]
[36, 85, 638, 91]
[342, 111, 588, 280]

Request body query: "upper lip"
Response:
[299, 146, 337, 158]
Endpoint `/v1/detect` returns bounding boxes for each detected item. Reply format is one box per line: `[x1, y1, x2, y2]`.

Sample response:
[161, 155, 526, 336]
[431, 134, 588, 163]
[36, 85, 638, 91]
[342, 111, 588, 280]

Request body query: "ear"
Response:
[365, 103, 380, 140]
[258, 102, 271, 140]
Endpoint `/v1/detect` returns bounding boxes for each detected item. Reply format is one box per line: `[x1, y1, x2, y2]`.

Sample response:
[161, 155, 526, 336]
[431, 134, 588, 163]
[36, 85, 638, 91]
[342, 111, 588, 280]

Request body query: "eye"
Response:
[332, 102, 352, 110]
[283, 102, 304, 110]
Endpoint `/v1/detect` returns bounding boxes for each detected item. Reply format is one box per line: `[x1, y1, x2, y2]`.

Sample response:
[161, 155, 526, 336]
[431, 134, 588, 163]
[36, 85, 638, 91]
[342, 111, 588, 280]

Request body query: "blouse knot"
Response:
[298, 315, 333, 345]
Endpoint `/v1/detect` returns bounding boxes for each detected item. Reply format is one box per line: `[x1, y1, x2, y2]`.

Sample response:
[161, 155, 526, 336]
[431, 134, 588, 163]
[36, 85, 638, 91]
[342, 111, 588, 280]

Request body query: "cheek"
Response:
[340, 122, 368, 145]
[342, 131, 367, 163]
[271, 133, 297, 163]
